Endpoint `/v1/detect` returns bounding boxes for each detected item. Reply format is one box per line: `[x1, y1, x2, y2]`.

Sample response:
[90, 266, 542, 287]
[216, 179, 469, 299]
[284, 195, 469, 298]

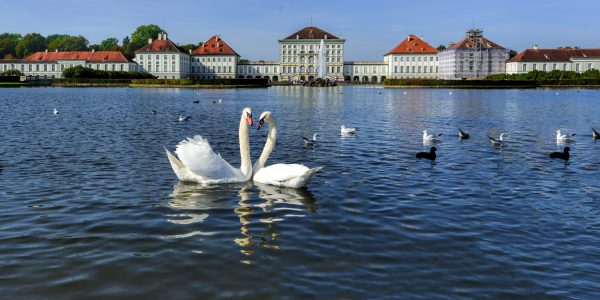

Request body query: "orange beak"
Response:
[246, 114, 253, 126]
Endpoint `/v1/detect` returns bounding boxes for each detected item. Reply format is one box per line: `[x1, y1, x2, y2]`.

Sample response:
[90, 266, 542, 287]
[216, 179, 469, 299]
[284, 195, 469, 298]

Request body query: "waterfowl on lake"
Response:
[549, 147, 570, 161]
[192, 100, 200, 104]
[458, 128, 470, 139]
[416, 147, 436, 161]
[302, 133, 318, 146]
[556, 129, 575, 143]
[178, 115, 191, 122]
[592, 128, 600, 139]
[213, 99, 223, 104]
[53, 108, 59, 116]
[422, 130, 442, 142]
[341, 125, 356, 134]
[150, 109, 156, 115]
[488, 133, 507, 147]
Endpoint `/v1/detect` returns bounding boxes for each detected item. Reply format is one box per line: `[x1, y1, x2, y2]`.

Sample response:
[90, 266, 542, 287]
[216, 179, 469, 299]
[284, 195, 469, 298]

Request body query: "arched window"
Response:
[300, 66, 305, 73]
[308, 66, 314, 73]
[308, 56, 314, 64]
[300, 57, 305, 64]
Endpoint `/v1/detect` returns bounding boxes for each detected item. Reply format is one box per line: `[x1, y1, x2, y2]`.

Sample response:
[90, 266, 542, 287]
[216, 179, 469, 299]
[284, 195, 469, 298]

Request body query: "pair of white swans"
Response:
[165, 108, 321, 188]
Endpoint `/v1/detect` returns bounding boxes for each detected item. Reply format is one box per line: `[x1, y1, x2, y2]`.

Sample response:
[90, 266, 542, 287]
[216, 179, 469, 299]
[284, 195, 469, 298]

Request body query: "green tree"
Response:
[88, 44, 100, 51]
[99, 37, 119, 51]
[15, 33, 46, 58]
[130, 24, 164, 50]
[436, 44, 446, 51]
[180, 43, 199, 53]
[0, 33, 22, 58]
[509, 49, 518, 59]
[2, 69, 24, 76]
[122, 36, 131, 47]
[47, 35, 88, 51]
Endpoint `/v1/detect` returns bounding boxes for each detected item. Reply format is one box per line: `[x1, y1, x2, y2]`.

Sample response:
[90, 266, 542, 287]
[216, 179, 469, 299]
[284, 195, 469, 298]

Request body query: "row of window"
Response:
[521, 62, 596, 72]
[1, 63, 129, 73]
[282, 50, 342, 55]
[282, 56, 342, 63]
[281, 44, 342, 50]
[392, 66, 438, 73]
[192, 66, 233, 73]
[393, 56, 437, 62]
[238, 66, 279, 74]
[192, 57, 234, 63]
[280, 66, 341, 74]
[139, 54, 189, 61]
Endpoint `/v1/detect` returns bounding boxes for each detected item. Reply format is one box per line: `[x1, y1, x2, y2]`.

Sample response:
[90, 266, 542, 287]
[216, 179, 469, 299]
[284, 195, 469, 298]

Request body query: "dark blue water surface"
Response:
[1, 86, 599, 299]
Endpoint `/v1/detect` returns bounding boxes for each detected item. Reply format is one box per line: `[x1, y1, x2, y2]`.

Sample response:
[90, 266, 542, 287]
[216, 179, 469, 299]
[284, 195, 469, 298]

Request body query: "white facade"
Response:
[343, 62, 388, 83]
[191, 55, 238, 79]
[191, 36, 239, 79]
[506, 48, 600, 74]
[385, 54, 438, 79]
[279, 27, 345, 82]
[0, 50, 136, 79]
[238, 61, 280, 81]
[438, 29, 509, 80]
[134, 33, 190, 79]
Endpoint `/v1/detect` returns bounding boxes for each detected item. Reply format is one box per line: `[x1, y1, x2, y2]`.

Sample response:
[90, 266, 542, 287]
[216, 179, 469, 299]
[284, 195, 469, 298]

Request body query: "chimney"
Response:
[533, 44, 538, 50]
[148, 38, 152, 44]
[163, 32, 168, 40]
[188, 49, 192, 54]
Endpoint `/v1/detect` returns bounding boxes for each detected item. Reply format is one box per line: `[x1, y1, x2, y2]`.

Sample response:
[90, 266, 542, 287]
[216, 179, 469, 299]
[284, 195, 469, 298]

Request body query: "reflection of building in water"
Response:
[233, 184, 317, 264]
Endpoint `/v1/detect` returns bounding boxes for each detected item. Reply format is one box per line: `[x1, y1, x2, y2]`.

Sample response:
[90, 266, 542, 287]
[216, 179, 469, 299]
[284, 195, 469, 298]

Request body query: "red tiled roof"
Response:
[284, 26, 340, 40]
[449, 36, 505, 50]
[192, 35, 239, 56]
[509, 48, 600, 63]
[22, 51, 129, 63]
[135, 39, 187, 53]
[385, 34, 437, 55]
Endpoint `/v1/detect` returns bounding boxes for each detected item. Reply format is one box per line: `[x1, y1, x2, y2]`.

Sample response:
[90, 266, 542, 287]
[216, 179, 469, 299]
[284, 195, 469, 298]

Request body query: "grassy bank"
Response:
[0, 82, 27, 87]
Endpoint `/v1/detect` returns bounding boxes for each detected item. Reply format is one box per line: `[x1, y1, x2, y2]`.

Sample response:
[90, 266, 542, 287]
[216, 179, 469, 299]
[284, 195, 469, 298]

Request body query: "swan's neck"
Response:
[254, 117, 277, 175]
[239, 115, 252, 180]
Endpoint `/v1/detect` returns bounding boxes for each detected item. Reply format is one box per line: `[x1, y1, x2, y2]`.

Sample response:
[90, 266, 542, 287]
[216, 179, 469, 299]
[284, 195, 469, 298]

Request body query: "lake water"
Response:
[1, 86, 599, 299]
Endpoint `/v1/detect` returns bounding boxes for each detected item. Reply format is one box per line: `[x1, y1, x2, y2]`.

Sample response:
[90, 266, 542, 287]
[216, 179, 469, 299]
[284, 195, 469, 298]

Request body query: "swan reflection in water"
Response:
[235, 184, 317, 264]
[168, 182, 317, 263]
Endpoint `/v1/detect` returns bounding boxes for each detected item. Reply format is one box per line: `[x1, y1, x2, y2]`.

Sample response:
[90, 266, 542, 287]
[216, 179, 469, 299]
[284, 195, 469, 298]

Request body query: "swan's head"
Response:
[242, 107, 253, 127]
[499, 133, 507, 140]
[257, 111, 272, 130]
[556, 129, 561, 135]
[422, 130, 428, 135]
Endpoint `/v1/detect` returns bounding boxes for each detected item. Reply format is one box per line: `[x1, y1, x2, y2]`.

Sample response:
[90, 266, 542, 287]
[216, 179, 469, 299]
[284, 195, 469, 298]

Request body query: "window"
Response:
[418, 57, 421, 62]
[418, 66, 421, 73]
[533, 63, 537, 71]
[563, 63, 567, 70]
[43, 64, 47, 71]
[576, 63, 580, 72]
[522, 64, 527, 72]
[412, 66, 415, 73]
[588, 63, 592, 70]
[543, 64, 547, 71]
[52, 65, 55, 71]
[400, 66, 404, 73]
[172, 62, 175, 72]
[156, 55, 159, 59]
[394, 57, 397, 62]
[394, 66, 398, 73]
[172, 55, 175, 60]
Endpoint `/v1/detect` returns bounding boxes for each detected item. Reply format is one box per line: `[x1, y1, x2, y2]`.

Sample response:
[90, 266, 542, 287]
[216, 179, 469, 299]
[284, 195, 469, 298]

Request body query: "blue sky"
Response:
[2, 0, 599, 60]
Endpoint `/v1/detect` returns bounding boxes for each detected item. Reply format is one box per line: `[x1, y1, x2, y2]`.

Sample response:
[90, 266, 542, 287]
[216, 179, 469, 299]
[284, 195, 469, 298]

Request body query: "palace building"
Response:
[0, 50, 135, 78]
[134, 32, 191, 79]
[278, 26, 345, 82]
[438, 29, 509, 79]
[506, 47, 600, 74]
[384, 35, 438, 79]
[191, 35, 239, 79]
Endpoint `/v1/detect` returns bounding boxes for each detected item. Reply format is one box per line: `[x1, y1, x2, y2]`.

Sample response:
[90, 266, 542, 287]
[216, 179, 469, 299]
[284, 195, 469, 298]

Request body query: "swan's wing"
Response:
[254, 163, 321, 188]
[175, 135, 242, 180]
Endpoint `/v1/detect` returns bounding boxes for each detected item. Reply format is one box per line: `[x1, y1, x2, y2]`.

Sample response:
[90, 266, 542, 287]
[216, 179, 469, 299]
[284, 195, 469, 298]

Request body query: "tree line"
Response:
[0, 24, 200, 60]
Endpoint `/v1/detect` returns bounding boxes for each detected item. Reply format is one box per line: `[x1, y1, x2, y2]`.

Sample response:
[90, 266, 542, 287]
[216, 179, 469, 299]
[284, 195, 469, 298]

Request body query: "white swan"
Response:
[253, 111, 321, 188]
[165, 107, 254, 184]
